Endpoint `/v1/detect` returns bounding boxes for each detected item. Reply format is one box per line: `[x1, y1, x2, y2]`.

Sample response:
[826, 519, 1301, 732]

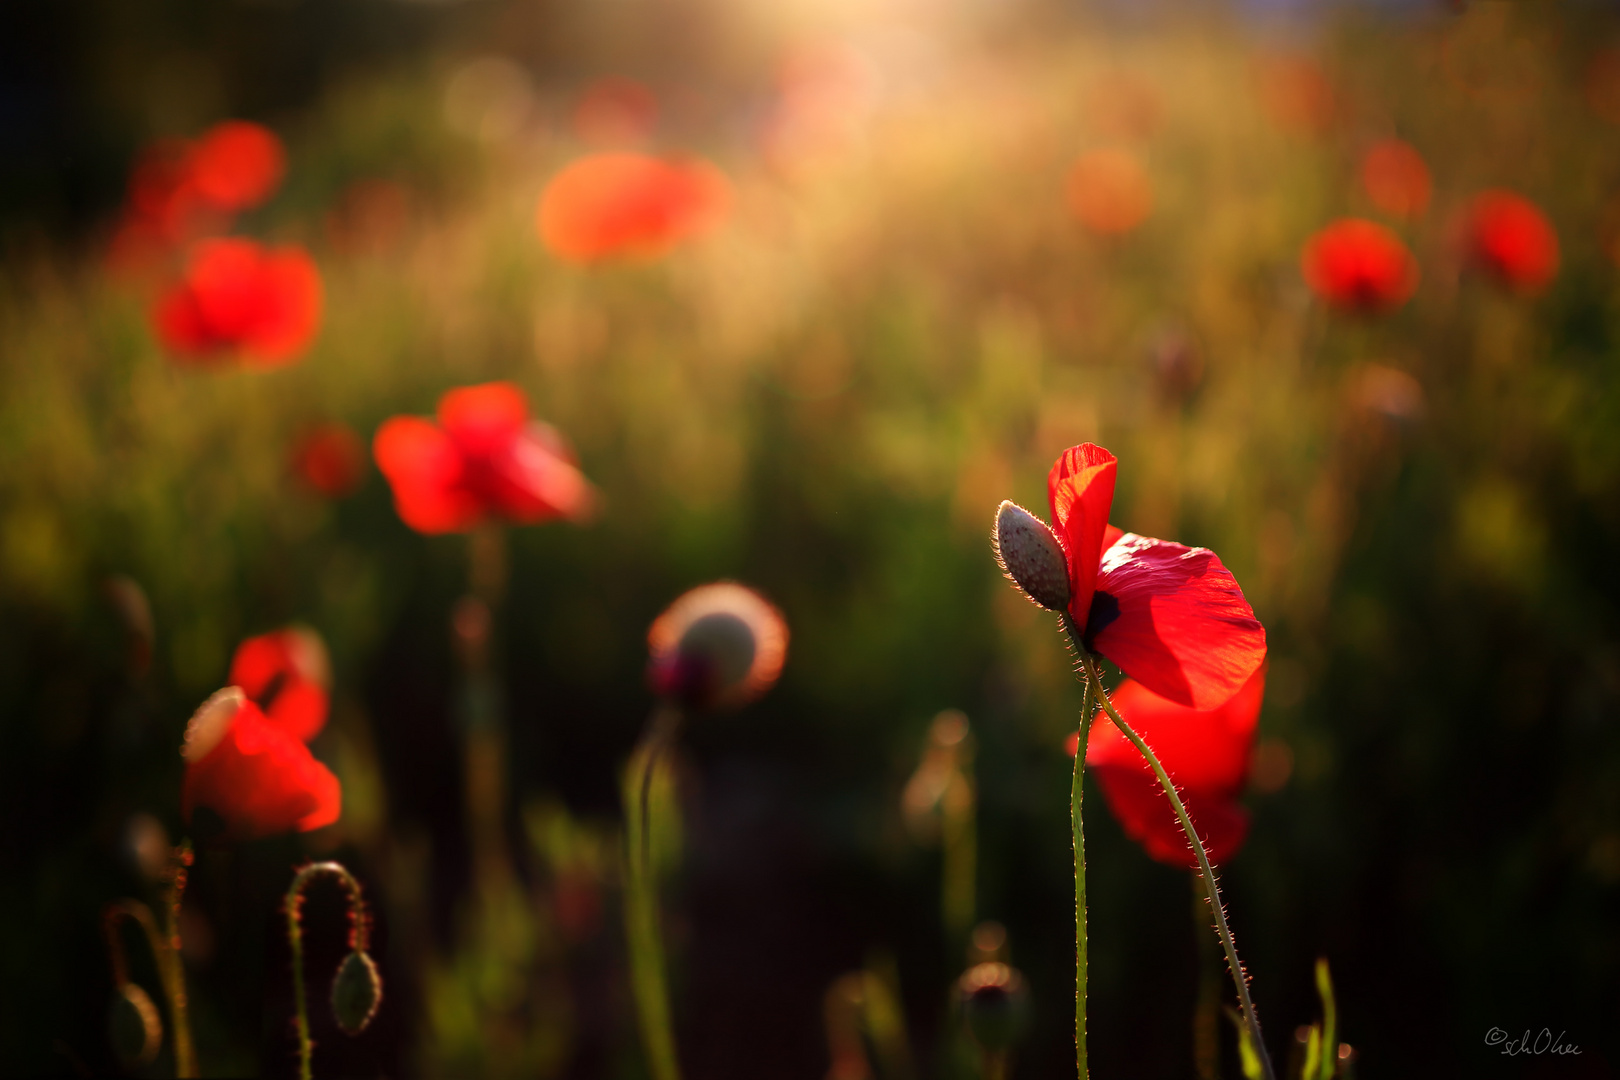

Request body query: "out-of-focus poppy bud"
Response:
[331, 950, 383, 1034]
[374, 382, 596, 534]
[229, 627, 332, 743]
[956, 962, 1031, 1053]
[153, 238, 323, 366]
[1464, 189, 1559, 294]
[647, 583, 789, 711]
[292, 423, 366, 498]
[1065, 148, 1153, 236]
[993, 501, 1070, 612]
[536, 152, 731, 262]
[1360, 139, 1431, 219]
[108, 983, 163, 1069]
[1301, 219, 1419, 314]
[181, 688, 341, 841]
[189, 121, 286, 212]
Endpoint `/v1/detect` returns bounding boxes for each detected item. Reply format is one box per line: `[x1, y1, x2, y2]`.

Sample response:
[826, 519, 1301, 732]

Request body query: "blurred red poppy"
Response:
[1301, 219, 1419, 314]
[1464, 190, 1559, 294]
[153, 238, 323, 365]
[1049, 444, 1266, 710]
[1255, 56, 1336, 135]
[1360, 139, 1431, 219]
[536, 153, 730, 262]
[229, 628, 331, 743]
[108, 122, 287, 273]
[292, 423, 366, 497]
[1065, 148, 1153, 236]
[188, 121, 286, 213]
[181, 688, 341, 840]
[1068, 667, 1265, 868]
[373, 382, 596, 534]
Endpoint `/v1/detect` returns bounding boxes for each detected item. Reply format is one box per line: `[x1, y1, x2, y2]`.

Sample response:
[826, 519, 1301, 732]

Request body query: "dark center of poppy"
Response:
[1084, 590, 1120, 649]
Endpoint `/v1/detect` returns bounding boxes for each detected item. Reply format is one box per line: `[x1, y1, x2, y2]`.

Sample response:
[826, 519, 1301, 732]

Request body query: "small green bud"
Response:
[956, 961, 1031, 1052]
[108, 983, 162, 1068]
[331, 950, 383, 1035]
[993, 501, 1071, 611]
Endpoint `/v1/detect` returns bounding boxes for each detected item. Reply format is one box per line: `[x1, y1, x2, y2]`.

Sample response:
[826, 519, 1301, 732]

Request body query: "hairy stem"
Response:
[1066, 622, 1095, 1080]
[160, 843, 197, 1078]
[285, 862, 370, 1080]
[1076, 651, 1275, 1080]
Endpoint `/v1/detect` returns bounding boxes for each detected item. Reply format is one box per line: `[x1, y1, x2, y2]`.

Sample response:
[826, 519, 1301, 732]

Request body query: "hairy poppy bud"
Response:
[956, 961, 1031, 1052]
[331, 950, 383, 1035]
[648, 583, 788, 710]
[108, 983, 162, 1068]
[993, 501, 1070, 611]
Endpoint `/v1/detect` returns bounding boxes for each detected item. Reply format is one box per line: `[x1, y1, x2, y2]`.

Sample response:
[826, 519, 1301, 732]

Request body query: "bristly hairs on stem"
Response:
[1073, 647, 1276, 1080]
[285, 861, 383, 1080]
[102, 842, 197, 1077]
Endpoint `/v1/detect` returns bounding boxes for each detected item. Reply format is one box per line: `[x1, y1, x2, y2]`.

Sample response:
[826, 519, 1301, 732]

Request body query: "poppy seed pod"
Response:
[647, 583, 788, 710]
[108, 983, 162, 1069]
[330, 950, 383, 1035]
[993, 501, 1071, 611]
[957, 961, 1031, 1052]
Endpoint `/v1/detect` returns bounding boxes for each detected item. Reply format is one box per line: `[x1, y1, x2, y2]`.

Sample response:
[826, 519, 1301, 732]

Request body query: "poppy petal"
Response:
[487, 423, 598, 523]
[1046, 444, 1118, 625]
[181, 690, 341, 840]
[437, 382, 531, 458]
[373, 416, 482, 533]
[1084, 672, 1264, 869]
[1088, 533, 1266, 710]
[240, 247, 322, 364]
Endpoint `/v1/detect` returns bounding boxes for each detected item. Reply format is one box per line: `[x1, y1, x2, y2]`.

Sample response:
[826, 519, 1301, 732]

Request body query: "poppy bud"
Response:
[108, 983, 162, 1068]
[993, 501, 1071, 611]
[647, 583, 788, 710]
[956, 961, 1031, 1052]
[330, 950, 383, 1035]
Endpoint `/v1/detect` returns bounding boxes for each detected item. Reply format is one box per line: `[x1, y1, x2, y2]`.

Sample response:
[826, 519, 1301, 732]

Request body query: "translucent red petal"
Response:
[1046, 444, 1118, 626]
[182, 698, 341, 840]
[1089, 533, 1267, 710]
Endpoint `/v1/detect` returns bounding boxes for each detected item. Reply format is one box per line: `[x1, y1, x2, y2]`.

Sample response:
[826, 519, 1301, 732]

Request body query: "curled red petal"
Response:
[1088, 533, 1266, 710]
[182, 696, 341, 840]
[229, 629, 331, 742]
[374, 416, 482, 534]
[1047, 444, 1118, 626]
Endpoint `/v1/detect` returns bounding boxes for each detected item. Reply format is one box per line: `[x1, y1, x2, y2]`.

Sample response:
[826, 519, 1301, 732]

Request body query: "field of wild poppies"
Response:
[4, 1, 1620, 1077]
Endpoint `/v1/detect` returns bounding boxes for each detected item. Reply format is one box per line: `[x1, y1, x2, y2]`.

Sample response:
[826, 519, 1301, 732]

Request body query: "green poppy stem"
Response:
[284, 861, 371, 1080]
[1069, 641, 1095, 1080]
[1073, 648, 1276, 1080]
[623, 708, 683, 1080]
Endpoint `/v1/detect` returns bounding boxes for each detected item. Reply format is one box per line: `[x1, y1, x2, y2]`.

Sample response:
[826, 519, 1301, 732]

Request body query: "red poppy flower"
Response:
[1066, 148, 1153, 236]
[536, 153, 730, 262]
[153, 238, 323, 365]
[181, 688, 341, 839]
[188, 121, 286, 213]
[1360, 139, 1431, 219]
[1048, 444, 1265, 710]
[292, 423, 366, 497]
[1464, 190, 1559, 294]
[1301, 219, 1419, 314]
[1069, 667, 1265, 868]
[229, 628, 331, 743]
[373, 382, 596, 534]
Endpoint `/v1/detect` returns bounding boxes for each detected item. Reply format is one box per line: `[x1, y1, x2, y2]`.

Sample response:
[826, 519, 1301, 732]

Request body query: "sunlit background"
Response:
[4, 0, 1620, 1076]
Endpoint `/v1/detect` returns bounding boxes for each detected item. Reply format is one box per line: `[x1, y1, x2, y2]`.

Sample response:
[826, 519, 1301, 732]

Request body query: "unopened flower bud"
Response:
[108, 983, 162, 1068]
[956, 961, 1031, 1052]
[992, 501, 1070, 611]
[648, 583, 788, 710]
[330, 950, 383, 1035]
